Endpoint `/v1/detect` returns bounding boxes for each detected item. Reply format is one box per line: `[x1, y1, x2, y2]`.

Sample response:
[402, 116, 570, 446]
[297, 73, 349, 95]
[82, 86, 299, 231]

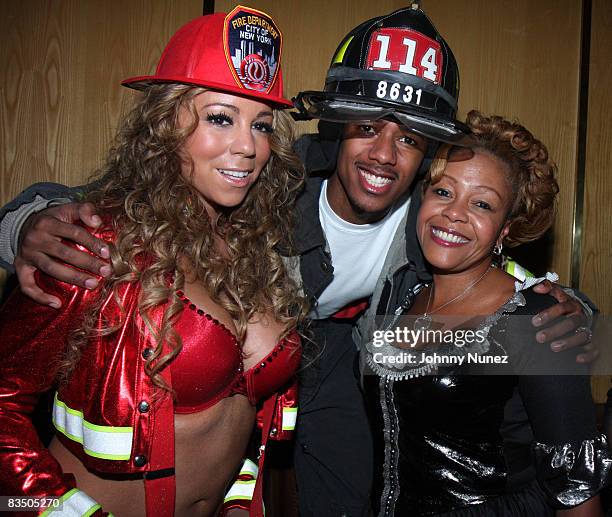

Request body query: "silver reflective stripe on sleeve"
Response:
[239, 458, 259, 478]
[281, 407, 297, 431]
[52, 393, 133, 460]
[224, 479, 256, 502]
[40, 488, 101, 517]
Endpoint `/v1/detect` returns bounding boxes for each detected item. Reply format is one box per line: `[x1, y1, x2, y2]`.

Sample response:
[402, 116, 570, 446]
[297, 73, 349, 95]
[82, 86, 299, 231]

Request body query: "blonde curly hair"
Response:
[426, 110, 559, 248]
[61, 84, 308, 392]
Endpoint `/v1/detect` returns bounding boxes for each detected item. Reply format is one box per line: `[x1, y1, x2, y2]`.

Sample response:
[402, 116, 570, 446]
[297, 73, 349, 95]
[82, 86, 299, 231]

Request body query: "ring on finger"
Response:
[575, 326, 593, 342]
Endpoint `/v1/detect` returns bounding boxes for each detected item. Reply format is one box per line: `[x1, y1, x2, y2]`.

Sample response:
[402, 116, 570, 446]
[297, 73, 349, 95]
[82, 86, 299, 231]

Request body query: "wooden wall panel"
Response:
[582, 0, 612, 403]
[582, 0, 612, 316]
[0, 0, 201, 295]
[422, 0, 581, 285]
[0, 0, 201, 205]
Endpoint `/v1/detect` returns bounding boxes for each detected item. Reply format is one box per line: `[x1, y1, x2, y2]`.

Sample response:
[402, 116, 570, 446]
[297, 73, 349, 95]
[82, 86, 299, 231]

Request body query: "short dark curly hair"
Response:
[426, 110, 559, 248]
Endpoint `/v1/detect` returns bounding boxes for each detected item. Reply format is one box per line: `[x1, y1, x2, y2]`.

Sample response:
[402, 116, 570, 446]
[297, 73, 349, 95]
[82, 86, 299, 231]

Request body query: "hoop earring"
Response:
[493, 242, 503, 256]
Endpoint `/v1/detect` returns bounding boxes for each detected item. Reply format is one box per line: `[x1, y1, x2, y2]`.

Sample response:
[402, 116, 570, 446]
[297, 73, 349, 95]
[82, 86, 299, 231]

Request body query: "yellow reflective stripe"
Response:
[282, 407, 297, 431]
[239, 458, 259, 478]
[41, 488, 101, 517]
[83, 506, 103, 517]
[224, 479, 256, 502]
[52, 393, 133, 460]
[332, 36, 354, 64]
[504, 259, 533, 281]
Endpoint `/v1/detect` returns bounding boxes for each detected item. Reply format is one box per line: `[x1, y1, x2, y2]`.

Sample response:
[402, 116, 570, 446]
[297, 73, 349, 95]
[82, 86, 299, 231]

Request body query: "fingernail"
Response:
[92, 215, 102, 226]
[532, 315, 542, 326]
[536, 331, 547, 343]
[99, 265, 112, 277]
[551, 341, 565, 352]
[49, 301, 61, 309]
[85, 278, 99, 289]
[100, 246, 110, 259]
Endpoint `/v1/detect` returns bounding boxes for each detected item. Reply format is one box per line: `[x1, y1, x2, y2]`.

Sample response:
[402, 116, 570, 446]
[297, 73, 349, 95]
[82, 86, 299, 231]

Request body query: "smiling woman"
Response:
[179, 91, 274, 212]
[417, 151, 515, 274]
[363, 111, 610, 516]
[0, 6, 308, 517]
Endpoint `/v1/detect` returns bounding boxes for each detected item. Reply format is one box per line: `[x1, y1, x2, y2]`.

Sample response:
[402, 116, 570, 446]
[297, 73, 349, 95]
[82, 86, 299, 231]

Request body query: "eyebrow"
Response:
[471, 185, 503, 200]
[202, 103, 273, 118]
[443, 174, 504, 199]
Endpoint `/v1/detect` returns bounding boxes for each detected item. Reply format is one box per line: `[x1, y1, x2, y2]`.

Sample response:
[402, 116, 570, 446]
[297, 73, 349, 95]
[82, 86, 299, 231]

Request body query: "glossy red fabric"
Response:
[238, 331, 301, 405]
[172, 290, 243, 413]
[172, 291, 301, 413]
[0, 237, 173, 515]
[0, 227, 300, 516]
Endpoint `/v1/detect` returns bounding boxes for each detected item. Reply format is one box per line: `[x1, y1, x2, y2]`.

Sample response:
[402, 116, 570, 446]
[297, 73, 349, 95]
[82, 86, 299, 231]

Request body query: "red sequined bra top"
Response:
[171, 290, 301, 414]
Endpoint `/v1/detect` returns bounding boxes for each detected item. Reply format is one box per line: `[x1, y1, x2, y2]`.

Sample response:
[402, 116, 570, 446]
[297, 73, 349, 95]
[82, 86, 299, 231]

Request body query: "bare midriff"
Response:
[49, 394, 255, 516]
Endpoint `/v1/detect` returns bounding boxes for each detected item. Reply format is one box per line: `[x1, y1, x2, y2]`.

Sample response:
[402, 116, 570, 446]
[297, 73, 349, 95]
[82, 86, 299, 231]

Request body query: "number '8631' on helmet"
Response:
[293, 6, 471, 145]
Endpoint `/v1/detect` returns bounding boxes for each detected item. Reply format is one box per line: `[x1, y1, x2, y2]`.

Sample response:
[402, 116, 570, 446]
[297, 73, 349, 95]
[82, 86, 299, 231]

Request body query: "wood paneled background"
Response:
[0, 0, 202, 291]
[1, 0, 201, 200]
[582, 0, 612, 315]
[425, 0, 582, 289]
[1, 1, 610, 396]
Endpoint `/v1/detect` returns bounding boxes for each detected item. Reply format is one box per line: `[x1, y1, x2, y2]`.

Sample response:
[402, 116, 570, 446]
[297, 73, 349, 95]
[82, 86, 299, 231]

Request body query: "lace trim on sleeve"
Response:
[514, 271, 559, 292]
[533, 433, 612, 507]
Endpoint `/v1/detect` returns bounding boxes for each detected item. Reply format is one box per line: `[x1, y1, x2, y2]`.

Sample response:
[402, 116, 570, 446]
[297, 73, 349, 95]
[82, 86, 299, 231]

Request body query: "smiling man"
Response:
[329, 122, 428, 223]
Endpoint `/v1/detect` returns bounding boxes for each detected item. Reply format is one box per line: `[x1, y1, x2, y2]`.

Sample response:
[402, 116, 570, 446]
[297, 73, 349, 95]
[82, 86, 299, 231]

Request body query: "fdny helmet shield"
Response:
[224, 6, 282, 94]
[366, 29, 442, 85]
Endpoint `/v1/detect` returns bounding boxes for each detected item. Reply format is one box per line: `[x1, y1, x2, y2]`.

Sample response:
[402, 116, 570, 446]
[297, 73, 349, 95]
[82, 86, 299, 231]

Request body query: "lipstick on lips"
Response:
[217, 168, 252, 187]
[430, 226, 470, 247]
[357, 165, 394, 194]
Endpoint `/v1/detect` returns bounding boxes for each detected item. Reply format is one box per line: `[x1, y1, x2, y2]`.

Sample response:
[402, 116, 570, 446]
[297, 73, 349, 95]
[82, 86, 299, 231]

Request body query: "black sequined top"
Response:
[362, 288, 610, 516]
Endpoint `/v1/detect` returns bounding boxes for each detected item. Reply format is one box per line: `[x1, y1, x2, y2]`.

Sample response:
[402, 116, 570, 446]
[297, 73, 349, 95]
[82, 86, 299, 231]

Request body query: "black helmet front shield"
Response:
[294, 91, 472, 146]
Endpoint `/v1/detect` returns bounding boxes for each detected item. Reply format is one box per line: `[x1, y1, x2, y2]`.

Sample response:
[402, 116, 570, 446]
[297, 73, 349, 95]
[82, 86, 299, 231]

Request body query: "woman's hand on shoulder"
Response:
[16, 202, 111, 308]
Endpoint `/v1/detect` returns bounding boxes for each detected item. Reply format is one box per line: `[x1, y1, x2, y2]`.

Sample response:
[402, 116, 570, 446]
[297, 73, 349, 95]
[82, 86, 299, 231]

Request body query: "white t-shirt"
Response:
[311, 180, 409, 319]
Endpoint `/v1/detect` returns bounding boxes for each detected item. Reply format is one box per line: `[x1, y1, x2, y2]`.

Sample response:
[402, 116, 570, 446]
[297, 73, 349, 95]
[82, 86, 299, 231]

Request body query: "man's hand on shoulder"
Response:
[531, 280, 596, 363]
[16, 202, 111, 308]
